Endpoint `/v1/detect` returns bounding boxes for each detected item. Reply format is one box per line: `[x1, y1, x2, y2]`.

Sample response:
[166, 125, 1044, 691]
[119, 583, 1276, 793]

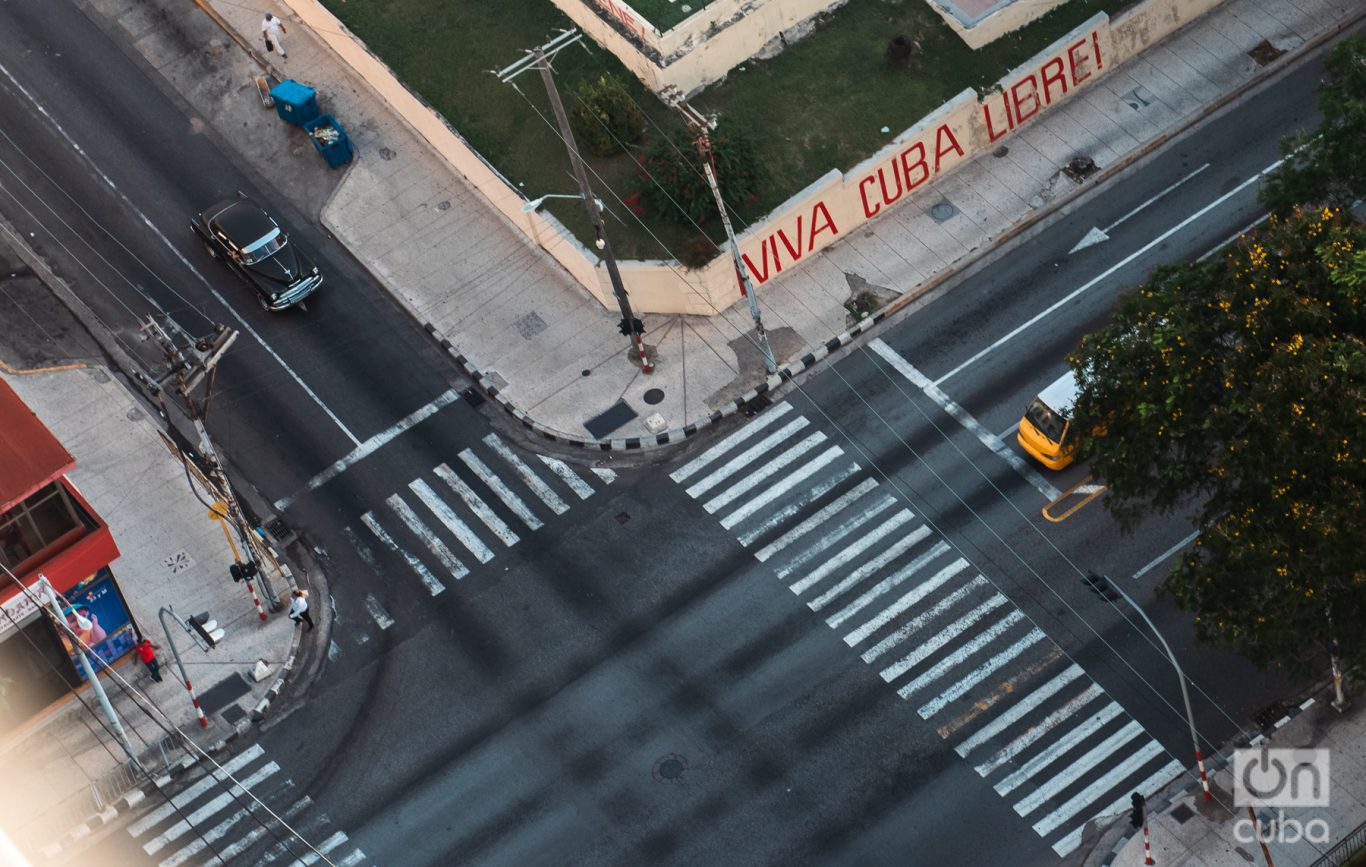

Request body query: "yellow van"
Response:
[1017, 371, 1080, 470]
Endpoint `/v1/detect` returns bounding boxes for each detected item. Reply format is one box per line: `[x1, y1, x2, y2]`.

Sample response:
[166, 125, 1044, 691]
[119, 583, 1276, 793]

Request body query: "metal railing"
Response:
[1311, 815, 1366, 867]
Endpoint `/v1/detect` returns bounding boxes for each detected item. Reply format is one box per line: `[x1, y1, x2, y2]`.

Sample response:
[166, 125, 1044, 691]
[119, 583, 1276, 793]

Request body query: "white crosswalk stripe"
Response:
[538, 454, 596, 499]
[672, 399, 1188, 857]
[411, 478, 495, 563]
[361, 511, 446, 595]
[386, 494, 469, 580]
[459, 448, 542, 530]
[434, 462, 520, 547]
[126, 746, 367, 867]
[485, 433, 569, 514]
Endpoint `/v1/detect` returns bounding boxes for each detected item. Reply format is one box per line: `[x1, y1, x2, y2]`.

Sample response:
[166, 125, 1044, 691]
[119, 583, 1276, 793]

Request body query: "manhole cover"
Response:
[653, 753, 688, 783]
[643, 388, 665, 405]
[993, 146, 1009, 158]
[929, 200, 958, 222]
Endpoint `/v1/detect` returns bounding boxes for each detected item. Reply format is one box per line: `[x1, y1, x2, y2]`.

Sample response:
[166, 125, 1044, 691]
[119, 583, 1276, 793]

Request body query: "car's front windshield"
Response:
[241, 228, 285, 264]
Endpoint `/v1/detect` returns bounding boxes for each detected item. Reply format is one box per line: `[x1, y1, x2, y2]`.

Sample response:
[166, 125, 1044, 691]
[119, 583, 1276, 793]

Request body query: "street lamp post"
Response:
[1097, 573, 1214, 801]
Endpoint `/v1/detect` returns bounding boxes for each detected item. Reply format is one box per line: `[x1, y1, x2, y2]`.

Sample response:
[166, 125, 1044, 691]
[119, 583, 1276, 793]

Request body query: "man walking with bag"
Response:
[262, 12, 288, 59]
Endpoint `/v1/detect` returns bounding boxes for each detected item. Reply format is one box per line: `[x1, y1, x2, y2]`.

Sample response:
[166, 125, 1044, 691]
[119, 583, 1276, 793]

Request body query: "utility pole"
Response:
[678, 102, 777, 375]
[496, 32, 653, 374]
[141, 316, 273, 619]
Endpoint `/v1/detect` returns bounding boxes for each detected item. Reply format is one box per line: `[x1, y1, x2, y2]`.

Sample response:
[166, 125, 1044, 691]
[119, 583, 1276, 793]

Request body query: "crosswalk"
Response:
[671, 402, 1185, 857]
[126, 744, 367, 867]
[345, 433, 617, 608]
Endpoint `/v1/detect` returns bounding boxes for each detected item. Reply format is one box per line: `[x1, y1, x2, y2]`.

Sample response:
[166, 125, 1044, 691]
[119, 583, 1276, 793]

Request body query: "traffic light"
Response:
[1129, 792, 1146, 829]
[618, 317, 645, 336]
[1084, 572, 1121, 601]
[188, 612, 225, 649]
[230, 561, 259, 583]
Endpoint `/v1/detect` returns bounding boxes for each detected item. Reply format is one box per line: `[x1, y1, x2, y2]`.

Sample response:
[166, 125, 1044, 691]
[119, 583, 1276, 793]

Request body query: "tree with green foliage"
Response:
[1261, 36, 1366, 215]
[639, 121, 764, 227]
[1069, 207, 1366, 686]
[569, 75, 645, 158]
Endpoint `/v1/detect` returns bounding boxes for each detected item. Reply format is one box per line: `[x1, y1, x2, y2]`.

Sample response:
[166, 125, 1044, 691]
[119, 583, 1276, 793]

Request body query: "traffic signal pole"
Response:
[159, 607, 208, 728]
[1102, 575, 1213, 802]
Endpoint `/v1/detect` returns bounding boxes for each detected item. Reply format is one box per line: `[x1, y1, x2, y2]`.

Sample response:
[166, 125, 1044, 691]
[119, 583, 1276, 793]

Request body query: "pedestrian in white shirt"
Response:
[262, 13, 288, 59]
[288, 588, 314, 631]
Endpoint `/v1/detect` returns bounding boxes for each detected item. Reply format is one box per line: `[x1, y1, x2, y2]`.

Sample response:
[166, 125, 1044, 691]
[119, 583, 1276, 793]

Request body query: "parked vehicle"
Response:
[1017, 370, 1080, 470]
[191, 193, 321, 310]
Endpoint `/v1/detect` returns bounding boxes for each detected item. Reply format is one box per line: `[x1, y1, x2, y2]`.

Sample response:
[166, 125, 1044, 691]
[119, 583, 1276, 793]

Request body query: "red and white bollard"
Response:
[185, 679, 209, 728]
[246, 579, 267, 622]
[634, 335, 653, 374]
[1142, 820, 1155, 865]
[1196, 749, 1213, 801]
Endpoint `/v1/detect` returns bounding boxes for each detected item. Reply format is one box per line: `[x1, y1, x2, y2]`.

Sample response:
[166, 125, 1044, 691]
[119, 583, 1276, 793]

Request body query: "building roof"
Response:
[0, 378, 75, 511]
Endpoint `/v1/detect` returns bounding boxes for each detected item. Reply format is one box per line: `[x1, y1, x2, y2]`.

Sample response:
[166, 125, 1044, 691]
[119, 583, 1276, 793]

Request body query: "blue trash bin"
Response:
[270, 80, 320, 127]
[303, 114, 354, 169]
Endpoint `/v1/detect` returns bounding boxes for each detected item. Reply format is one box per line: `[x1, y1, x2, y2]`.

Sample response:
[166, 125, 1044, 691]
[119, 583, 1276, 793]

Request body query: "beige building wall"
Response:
[930, 0, 1073, 50]
[1108, 0, 1225, 65]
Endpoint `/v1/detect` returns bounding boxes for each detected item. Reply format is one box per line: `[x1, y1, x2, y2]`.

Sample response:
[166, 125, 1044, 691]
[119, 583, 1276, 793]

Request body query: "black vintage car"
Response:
[191, 193, 322, 311]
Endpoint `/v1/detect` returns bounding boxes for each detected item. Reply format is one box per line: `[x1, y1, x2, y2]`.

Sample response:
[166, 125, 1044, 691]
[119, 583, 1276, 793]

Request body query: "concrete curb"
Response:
[250, 543, 303, 723]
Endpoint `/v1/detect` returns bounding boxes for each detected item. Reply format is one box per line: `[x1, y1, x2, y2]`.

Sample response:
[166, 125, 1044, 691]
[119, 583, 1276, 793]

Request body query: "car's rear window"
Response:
[242, 228, 284, 264]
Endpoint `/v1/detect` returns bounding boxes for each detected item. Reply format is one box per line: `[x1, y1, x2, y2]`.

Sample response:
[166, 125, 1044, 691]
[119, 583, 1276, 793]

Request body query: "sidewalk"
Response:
[0, 358, 299, 857]
[188, 0, 1356, 447]
[1100, 692, 1366, 867]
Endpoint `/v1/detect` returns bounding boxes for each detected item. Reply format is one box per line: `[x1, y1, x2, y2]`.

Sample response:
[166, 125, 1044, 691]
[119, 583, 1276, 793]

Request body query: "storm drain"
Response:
[653, 753, 688, 783]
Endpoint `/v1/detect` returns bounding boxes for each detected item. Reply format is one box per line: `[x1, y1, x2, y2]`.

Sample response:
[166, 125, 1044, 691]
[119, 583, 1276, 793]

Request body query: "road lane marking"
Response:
[933, 156, 1284, 387]
[869, 339, 1062, 501]
[127, 745, 265, 836]
[434, 462, 520, 547]
[536, 454, 595, 500]
[788, 510, 914, 594]
[773, 494, 895, 578]
[977, 685, 1110, 777]
[143, 763, 280, 853]
[1068, 162, 1210, 253]
[828, 542, 955, 630]
[410, 478, 494, 563]
[484, 433, 568, 514]
[1050, 760, 1184, 856]
[840, 555, 966, 641]
[915, 627, 1046, 717]
[386, 494, 469, 580]
[992, 698, 1121, 793]
[704, 431, 827, 514]
[363, 594, 394, 630]
[459, 449, 542, 530]
[687, 417, 810, 498]
[360, 512, 446, 596]
[273, 388, 463, 511]
[1198, 212, 1271, 262]
[1042, 474, 1107, 522]
[1031, 741, 1166, 837]
[952, 663, 1083, 756]
[199, 795, 314, 865]
[1133, 530, 1199, 580]
[888, 610, 1024, 691]
[590, 466, 618, 484]
[157, 794, 312, 867]
[740, 463, 863, 547]
[752, 478, 881, 559]
[877, 595, 1011, 679]
[1013, 720, 1144, 816]
[808, 526, 932, 612]
[670, 402, 793, 483]
[723, 445, 845, 530]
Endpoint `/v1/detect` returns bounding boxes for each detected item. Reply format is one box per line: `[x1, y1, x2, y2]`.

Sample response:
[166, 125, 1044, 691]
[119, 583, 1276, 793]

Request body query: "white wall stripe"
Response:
[703, 431, 827, 514]
[954, 665, 1084, 758]
[1013, 721, 1145, 817]
[789, 510, 914, 595]
[980, 686, 1111, 779]
[989, 695, 1118, 787]
[590, 466, 618, 484]
[485, 433, 569, 514]
[410, 479, 495, 563]
[740, 463, 863, 548]
[364, 593, 395, 630]
[775, 498, 897, 580]
[722, 445, 845, 530]
[537, 454, 596, 500]
[1049, 759, 1185, 856]
[143, 763, 280, 854]
[670, 402, 793, 482]
[868, 339, 1062, 501]
[157, 795, 312, 867]
[878, 595, 1010, 680]
[829, 543, 954, 632]
[808, 526, 932, 612]
[889, 611, 1025, 695]
[917, 628, 1048, 718]
[127, 745, 265, 836]
[752, 477, 880, 559]
[841, 559, 972, 647]
[361, 512, 446, 596]
[1031, 740, 1167, 837]
[687, 417, 810, 498]
[434, 463, 520, 547]
[386, 495, 469, 580]
[458, 449, 542, 530]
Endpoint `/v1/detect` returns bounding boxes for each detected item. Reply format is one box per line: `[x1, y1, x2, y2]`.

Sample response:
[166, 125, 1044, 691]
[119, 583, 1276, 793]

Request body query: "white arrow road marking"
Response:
[1068, 162, 1209, 254]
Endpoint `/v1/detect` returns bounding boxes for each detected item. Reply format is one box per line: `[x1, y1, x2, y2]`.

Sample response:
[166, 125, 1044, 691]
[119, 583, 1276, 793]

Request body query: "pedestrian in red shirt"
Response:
[137, 638, 162, 682]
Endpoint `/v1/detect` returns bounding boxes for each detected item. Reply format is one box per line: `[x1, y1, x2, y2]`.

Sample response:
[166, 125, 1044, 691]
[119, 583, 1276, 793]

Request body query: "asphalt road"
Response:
[1, 1, 1340, 865]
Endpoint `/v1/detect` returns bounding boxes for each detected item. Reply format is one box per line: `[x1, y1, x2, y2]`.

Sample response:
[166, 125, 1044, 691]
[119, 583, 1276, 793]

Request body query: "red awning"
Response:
[0, 379, 75, 512]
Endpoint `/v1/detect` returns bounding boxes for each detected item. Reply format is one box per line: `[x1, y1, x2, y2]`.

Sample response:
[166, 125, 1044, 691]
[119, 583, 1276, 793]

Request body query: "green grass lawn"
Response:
[321, 0, 1128, 261]
[627, 0, 720, 31]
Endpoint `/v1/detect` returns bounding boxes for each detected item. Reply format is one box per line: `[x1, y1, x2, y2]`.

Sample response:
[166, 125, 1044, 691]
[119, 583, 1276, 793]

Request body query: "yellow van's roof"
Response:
[1038, 370, 1079, 415]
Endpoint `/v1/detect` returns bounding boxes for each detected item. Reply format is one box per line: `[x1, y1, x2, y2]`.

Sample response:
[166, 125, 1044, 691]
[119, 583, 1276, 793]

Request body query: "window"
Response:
[0, 483, 92, 572]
